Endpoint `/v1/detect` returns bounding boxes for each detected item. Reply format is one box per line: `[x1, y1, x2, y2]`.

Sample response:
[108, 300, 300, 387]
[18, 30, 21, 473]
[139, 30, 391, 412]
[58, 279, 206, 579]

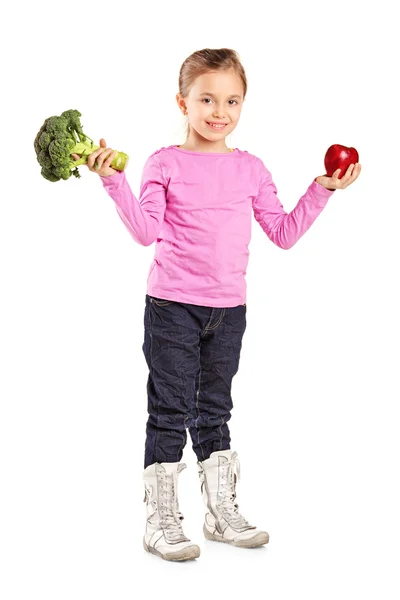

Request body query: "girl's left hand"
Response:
[315, 162, 362, 191]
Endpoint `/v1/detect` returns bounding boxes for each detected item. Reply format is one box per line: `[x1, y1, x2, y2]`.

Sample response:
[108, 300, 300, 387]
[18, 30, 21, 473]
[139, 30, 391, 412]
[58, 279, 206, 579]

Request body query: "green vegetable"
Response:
[34, 109, 129, 182]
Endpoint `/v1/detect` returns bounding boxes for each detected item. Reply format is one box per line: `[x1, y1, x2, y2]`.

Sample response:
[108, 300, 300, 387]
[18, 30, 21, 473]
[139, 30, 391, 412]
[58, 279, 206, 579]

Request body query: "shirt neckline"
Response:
[169, 145, 237, 156]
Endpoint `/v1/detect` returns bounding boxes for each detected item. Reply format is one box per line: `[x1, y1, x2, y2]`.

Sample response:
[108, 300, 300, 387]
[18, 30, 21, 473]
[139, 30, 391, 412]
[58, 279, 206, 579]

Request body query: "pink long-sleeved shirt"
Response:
[100, 145, 335, 307]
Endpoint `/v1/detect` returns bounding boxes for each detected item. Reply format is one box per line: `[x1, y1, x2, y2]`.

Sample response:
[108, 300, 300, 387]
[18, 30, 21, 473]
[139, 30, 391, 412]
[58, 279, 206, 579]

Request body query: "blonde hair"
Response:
[178, 48, 248, 140]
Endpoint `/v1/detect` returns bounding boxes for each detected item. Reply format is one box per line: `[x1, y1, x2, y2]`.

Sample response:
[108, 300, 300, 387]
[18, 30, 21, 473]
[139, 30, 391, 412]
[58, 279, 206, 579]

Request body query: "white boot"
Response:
[143, 461, 201, 561]
[197, 449, 269, 548]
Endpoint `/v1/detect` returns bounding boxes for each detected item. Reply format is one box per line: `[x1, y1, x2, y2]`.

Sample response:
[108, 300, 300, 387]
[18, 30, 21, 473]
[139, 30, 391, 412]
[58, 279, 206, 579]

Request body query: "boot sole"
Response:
[203, 524, 269, 548]
[143, 537, 201, 561]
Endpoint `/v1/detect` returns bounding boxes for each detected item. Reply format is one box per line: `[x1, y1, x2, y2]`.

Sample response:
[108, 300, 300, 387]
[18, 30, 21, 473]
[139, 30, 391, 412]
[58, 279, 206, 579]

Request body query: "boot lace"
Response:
[217, 452, 252, 529]
[157, 470, 189, 542]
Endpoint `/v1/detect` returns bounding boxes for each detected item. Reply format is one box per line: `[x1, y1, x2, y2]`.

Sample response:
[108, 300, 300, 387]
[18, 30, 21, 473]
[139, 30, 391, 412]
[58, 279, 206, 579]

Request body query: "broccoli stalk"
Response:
[34, 109, 129, 182]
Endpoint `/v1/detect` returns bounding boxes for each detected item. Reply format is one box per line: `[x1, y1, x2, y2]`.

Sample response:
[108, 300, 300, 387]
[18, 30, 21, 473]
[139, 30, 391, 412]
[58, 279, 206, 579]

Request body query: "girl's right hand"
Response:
[71, 138, 117, 177]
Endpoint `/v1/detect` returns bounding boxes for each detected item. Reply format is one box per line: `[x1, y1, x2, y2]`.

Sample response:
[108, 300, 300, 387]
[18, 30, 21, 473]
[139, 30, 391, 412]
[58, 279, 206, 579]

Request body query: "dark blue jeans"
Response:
[142, 294, 247, 468]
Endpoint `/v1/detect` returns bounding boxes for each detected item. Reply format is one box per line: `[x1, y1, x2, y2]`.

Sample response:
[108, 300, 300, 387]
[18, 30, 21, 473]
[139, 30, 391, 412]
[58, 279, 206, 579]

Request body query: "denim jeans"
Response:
[142, 294, 247, 468]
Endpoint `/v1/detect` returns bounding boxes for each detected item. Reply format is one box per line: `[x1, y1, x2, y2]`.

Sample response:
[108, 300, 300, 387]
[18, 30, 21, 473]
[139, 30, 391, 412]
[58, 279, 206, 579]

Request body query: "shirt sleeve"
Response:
[99, 153, 167, 246]
[252, 158, 335, 249]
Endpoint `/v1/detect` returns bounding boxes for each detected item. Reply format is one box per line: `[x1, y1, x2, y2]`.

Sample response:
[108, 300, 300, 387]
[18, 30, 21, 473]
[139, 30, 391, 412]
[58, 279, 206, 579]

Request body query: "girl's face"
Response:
[177, 69, 244, 142]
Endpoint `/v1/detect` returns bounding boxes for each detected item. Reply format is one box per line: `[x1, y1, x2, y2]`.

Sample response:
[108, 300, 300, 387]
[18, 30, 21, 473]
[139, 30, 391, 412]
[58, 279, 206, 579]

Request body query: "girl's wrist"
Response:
[315, 177, 335, 192]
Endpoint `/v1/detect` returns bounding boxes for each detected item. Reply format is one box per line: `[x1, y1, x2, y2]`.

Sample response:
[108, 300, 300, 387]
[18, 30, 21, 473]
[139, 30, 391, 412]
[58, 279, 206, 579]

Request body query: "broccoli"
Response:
[34, 109, 129, 181]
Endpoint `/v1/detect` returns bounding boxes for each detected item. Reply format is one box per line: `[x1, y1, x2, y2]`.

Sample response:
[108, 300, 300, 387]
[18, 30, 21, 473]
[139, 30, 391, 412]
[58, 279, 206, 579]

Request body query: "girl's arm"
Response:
[252, 159, 335, 250]
[100, 153, 167, 246]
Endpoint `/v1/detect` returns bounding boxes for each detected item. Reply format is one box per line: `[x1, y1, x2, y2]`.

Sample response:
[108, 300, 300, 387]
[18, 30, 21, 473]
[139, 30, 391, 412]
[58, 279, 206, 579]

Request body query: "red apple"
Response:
[324, 144, 359, 178]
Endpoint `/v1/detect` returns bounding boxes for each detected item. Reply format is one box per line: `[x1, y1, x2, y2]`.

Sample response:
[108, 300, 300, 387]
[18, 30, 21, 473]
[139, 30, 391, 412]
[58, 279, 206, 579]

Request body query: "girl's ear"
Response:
[176, 95, 187, 116]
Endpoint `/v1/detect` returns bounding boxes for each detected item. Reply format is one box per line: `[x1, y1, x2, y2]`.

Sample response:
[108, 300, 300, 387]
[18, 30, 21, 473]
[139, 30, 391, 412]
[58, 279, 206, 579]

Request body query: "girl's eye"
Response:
[202, 99, 238, 105]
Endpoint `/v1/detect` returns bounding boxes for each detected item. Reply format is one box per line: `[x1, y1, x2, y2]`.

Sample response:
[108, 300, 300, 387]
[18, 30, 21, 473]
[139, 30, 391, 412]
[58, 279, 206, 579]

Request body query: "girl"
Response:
[72, 48, 361, 562]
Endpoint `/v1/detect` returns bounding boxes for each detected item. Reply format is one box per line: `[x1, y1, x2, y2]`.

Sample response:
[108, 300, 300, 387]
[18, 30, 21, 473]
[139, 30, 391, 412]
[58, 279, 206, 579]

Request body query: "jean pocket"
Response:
[150, 296, 174, 307]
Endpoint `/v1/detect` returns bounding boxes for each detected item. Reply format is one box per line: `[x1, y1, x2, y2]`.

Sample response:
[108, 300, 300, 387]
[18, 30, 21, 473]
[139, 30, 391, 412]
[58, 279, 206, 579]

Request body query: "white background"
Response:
[1, 0, 399, 598]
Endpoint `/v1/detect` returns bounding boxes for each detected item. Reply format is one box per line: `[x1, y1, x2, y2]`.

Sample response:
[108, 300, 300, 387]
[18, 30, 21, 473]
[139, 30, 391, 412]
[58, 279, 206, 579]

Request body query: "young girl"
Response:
[72, 48, 361, 562]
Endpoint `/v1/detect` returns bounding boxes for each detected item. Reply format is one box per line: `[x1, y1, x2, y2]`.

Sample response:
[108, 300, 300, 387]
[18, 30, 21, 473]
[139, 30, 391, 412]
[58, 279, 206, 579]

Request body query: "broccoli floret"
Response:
[61, 110, 92, 144]
[53, 164, 74, 180]
[34, 118, 51, 155]
[41, 168, 60, 182]
[37, 150, 53, 170]
[48, 135, 75, 167]
[34, 109, 129, 182]
[38, 131, 52, 150]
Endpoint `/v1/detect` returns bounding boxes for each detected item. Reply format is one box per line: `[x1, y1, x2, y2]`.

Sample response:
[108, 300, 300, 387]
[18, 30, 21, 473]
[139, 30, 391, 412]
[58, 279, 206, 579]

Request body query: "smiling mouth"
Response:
[206, 122, 228, 129]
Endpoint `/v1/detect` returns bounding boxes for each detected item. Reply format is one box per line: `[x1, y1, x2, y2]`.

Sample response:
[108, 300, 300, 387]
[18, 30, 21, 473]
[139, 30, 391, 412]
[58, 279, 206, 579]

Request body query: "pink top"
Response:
[100, 144, 335, 307]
